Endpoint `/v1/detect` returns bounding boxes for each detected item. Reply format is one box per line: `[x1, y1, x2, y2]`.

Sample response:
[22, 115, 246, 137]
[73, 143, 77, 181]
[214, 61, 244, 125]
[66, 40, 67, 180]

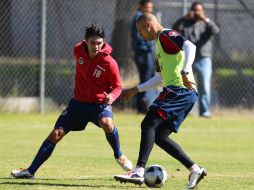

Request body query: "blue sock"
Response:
[27, 139, 55, 175]
[105, 127, 122, 159]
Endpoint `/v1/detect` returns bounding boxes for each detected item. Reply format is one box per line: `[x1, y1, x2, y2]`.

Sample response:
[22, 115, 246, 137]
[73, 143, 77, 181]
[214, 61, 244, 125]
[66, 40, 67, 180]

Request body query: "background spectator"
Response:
[173, 1, 220, 117]
[131, 0, 157, 113]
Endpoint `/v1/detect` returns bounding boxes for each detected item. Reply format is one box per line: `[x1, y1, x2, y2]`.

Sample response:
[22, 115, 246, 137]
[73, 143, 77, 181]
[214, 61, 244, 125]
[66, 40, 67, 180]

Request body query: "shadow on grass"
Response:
[0, 177, 145, 189]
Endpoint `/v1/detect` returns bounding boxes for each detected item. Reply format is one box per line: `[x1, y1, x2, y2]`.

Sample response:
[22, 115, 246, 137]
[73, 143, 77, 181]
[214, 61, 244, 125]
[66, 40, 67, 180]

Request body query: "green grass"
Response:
[0, 112, 254, 190]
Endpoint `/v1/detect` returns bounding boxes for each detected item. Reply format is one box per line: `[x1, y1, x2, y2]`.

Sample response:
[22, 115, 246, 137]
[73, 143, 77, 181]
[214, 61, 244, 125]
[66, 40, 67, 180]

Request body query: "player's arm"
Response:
[137, 59, 162, 92]
[106, 59, 122, 104]
[137, 70, 163, 92]
[173, 36, 197, 90]
[181, 40, 196, 74]
[181, 40, 197, 90]
[121, 73, 163, 101]
[121, 63, 163, 101]
[73, 43, 80, 62]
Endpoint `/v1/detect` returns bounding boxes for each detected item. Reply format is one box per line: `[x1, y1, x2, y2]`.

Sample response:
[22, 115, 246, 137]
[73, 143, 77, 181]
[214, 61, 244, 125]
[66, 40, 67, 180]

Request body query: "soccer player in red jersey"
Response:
[11, 25, 132, 179]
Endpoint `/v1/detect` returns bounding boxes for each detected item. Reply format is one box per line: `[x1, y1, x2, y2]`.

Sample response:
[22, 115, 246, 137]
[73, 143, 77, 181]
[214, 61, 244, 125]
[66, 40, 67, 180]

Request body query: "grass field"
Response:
[0, 112, 254, 190]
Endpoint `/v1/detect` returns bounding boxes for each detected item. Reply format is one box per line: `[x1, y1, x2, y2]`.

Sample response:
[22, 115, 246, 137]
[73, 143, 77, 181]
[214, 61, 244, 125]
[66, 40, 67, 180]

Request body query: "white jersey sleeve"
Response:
[137, 72, 163, 92]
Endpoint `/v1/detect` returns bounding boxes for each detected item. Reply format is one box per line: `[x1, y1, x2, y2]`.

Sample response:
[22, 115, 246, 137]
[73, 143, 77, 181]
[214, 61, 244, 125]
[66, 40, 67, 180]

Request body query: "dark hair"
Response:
[84, 24, 105, 40]
[190, 1, 205, 10]
[139, 0, 153, 6]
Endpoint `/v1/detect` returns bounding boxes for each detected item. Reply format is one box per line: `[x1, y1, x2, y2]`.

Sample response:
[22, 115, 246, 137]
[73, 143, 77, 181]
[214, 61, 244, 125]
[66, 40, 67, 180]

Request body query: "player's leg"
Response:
[99, 116, 121, 158]
[114, 110, 163, 184]
[155, 127, 195, 168]
[136, 110, 163, 169]
[26, 127, 67, 175]
[155, 127, 207, 189]
[11, 110, 70, 178]
[92, 104, 132, 171]
[11, 127, 67, 179]
[154, 89, 206, 189]
[154, 99, 196, 169]
[11, 99, 87, 178]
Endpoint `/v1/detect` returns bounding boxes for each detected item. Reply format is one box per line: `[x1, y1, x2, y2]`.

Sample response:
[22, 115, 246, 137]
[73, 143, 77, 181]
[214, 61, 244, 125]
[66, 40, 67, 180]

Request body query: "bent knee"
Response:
[99, 117, 114, 133]
[154, 135, 163, 145]
[155, 131, 170, 145]
[48, 128, 65, 144]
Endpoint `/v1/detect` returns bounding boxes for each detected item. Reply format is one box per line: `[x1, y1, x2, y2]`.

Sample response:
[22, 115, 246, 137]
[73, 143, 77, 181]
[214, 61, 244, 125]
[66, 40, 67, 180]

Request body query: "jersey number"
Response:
[93, 69, 102, 78]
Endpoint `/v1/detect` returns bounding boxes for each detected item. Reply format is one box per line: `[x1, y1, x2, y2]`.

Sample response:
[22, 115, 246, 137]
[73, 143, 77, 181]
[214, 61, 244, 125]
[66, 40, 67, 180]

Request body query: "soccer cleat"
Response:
[11, 168, 34, 179]
[115, 155, 133, 171]
[114, 167, 144, 185]
[186, 167, 207, 189]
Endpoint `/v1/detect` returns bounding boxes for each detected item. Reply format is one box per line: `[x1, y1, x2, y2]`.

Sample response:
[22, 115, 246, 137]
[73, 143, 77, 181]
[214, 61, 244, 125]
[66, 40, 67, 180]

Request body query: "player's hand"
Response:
[104, 92, 114, 105]
[121, 87, 139, 101]
[182, 73, 197, 91]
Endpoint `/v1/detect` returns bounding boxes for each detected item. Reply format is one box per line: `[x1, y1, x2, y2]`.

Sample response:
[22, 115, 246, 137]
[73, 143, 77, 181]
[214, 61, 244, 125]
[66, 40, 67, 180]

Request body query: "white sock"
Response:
[189, 164, 200, 172]
[134, 166, 145, 176]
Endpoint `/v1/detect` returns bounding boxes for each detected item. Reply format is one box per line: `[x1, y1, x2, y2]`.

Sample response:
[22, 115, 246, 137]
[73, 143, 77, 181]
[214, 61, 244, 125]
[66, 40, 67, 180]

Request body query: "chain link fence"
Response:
[0, 0, 253, 112]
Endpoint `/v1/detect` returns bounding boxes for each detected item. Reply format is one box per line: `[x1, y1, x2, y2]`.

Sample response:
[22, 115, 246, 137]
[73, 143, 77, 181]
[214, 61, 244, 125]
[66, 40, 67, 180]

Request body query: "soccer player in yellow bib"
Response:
[114, 13, 207, 189]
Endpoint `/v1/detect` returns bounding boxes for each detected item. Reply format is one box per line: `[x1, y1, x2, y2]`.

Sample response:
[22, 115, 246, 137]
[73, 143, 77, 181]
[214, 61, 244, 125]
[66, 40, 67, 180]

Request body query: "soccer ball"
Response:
[144, 164, 168, 188]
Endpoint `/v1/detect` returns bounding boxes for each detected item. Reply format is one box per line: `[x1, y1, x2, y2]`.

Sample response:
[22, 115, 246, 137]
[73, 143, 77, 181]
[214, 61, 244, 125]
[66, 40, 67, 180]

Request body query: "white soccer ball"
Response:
[144, 164, 168, 188]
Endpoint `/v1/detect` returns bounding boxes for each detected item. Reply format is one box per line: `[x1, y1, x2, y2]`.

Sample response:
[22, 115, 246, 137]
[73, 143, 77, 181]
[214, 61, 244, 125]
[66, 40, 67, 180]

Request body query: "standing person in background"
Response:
[173, 1, 219, 118]
[131, 0, 156, 113]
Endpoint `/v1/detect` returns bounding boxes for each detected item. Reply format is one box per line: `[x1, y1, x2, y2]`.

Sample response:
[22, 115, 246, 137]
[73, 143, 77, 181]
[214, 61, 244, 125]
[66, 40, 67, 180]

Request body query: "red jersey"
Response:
[73, 41, 122, 104]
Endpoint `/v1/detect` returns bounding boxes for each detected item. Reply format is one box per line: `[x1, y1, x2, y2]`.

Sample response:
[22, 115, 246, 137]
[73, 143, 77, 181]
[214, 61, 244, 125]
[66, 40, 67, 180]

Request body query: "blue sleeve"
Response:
[163, 30, 186, 50]
[131, 13, 142, 48]
[159, 30, 186, 54]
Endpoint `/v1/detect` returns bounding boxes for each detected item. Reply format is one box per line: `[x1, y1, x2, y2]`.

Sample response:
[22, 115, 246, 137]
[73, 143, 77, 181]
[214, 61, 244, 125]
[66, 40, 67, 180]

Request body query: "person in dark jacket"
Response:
[173, 1, 219, 117]
[131, 0, 156, 113]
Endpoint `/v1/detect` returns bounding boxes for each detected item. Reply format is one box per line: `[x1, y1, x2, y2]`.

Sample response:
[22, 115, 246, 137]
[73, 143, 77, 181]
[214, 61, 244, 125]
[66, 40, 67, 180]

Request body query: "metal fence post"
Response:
[40, 0, 47, 114]
[183, 0, 188, 15]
